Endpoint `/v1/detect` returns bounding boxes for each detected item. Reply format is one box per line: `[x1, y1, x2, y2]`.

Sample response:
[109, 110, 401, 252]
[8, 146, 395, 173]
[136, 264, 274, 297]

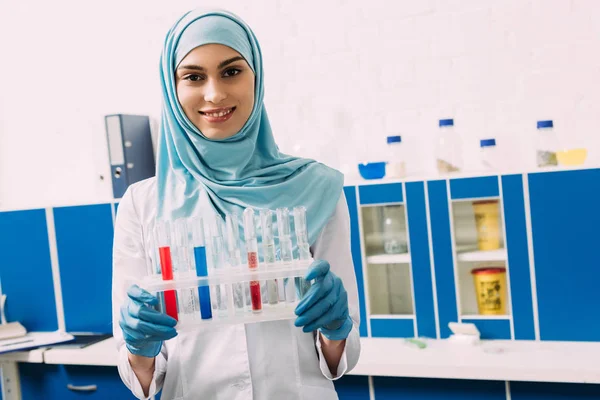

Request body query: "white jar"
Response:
[535, 120, 559, 168]
[435, 119, 463, 174]
[480, 138, 498, 171]
[385, 135, 406, 178]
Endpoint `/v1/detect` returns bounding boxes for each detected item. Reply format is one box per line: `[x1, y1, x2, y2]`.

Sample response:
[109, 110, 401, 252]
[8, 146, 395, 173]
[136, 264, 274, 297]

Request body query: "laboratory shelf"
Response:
[366, 253, 411, 264]
[460, 314, 511, 320]
[369, 314, 415, 319]
[456, 249, 507, 263]
[348, 338, 600, 384]
[138, 259, 312, 292]
[0, 348, 45, 363]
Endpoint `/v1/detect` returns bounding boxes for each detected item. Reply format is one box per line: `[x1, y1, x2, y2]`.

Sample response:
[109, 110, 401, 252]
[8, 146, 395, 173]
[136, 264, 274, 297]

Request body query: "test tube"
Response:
[155, 220, 178, 321]
[243, 207, 262, 313]
[172, 219, 199, 322]
[225, 213, 247, 314]
[209, 215, 230, 317]
[189, 217, 212, 320]
[260, 209, 279, 306]
[293, 206, 312, 298]
[277, 207, 296, 303]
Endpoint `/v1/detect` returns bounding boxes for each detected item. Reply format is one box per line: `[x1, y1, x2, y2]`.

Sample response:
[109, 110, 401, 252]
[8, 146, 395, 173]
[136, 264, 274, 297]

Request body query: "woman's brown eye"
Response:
[223, 68, 241, 77]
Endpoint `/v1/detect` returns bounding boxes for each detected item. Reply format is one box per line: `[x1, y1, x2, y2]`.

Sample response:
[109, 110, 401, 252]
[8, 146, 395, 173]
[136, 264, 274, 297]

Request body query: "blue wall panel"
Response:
[344, 186, 368, 337]
[0, 209, 58, 331]
[450, 176, 499, 199]
[511, 381, 600, 399]
[427, 180, 458, 338]
[406, 182, 437, 338]
[53, 204, 114, 333]
[502, 174, 536, 340]
[529, 169, 600, 341]
[334, 375, 371, 400]
[373, 377, 506, 400]
[359, 183, 403, 205]
[370, 318, 414, 338]
[461, 318, 512, 339]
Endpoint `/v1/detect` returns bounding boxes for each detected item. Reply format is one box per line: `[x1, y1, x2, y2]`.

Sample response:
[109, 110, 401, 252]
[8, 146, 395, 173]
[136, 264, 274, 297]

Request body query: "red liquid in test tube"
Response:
[156, 222, 178, 321]
[247, 251, 262, 312]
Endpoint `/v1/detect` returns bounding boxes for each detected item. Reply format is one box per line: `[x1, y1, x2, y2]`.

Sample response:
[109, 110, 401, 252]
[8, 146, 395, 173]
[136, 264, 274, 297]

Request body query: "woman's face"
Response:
[176, 44, 255, 140]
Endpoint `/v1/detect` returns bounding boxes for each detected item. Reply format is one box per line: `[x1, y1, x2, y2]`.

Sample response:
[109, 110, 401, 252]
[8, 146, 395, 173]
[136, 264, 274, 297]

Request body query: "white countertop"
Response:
[4, 336, 600, 384]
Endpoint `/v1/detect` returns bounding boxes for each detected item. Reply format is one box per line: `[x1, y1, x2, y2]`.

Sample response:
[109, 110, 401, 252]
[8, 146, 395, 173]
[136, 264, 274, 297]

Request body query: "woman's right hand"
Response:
[119, 284, 178, 358]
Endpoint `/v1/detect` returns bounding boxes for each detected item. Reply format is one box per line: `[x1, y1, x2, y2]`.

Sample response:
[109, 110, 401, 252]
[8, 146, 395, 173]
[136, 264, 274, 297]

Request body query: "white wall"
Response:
[1, 0, 599, 210]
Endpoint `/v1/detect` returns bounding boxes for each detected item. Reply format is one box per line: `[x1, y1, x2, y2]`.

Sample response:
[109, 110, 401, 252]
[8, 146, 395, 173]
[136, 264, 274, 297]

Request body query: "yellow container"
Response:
[472, 200, 501, 251]
[472, 267, 507, 315]
[556, 148, 587, 166]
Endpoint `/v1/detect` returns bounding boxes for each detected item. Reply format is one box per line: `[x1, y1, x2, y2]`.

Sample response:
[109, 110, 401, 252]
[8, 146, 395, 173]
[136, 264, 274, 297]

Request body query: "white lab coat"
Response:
[112, 177, 361, 400]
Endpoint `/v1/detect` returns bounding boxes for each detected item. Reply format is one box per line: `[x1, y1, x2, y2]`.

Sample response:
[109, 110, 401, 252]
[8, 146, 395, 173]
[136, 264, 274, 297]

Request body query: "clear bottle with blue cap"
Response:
[385, 135, 406, 178]
[480, 138, 498, 171]
[436, 119, 462, 174]
[536, 120, 558, 167]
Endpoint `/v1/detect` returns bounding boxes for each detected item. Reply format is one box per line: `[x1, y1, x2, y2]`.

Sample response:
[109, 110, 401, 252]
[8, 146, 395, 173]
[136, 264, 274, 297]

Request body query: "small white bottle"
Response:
[435, 119, 463, 174]
[535, 120, 559, 168]
[480, 138, 497, 171]
[385, 135, 406, 178]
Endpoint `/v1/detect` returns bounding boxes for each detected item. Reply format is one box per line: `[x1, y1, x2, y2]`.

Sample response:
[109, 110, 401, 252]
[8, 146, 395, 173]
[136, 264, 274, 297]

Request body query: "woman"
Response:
[112, 8, 361, 400]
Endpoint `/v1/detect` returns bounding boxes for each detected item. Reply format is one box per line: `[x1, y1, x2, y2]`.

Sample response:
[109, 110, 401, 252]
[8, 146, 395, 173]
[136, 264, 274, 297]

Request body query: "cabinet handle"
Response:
[67, 384, 97, 392]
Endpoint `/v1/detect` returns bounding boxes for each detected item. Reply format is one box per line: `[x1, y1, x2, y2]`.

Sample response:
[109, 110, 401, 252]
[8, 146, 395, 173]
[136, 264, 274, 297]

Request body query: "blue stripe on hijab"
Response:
[157, 8, 343, 246]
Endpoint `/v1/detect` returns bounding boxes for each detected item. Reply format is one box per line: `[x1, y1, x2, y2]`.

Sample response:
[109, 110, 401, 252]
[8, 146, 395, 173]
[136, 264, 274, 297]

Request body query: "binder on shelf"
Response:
[104, 114, 155, 199]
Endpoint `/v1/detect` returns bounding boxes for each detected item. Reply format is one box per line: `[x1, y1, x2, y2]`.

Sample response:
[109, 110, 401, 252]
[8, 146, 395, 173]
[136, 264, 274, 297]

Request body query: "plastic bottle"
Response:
[385, 136, 406, 178]
[382, 206, 407, 254]
[435, 119, 462, 174]
[480, 138, 497, 171]
[535, 120, 559, 168]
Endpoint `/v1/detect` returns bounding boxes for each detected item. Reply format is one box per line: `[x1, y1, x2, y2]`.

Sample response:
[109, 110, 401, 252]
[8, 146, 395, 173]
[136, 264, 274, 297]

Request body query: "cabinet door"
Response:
[529, 169, 600, 341]
[19, 364, 138, 400]
[0, 209, 58, 331]
[53, 204, 114, 333]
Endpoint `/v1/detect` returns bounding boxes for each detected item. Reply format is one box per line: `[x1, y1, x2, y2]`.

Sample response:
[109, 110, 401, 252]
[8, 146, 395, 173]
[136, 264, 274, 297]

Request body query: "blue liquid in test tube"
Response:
[189, 217, 212, 320]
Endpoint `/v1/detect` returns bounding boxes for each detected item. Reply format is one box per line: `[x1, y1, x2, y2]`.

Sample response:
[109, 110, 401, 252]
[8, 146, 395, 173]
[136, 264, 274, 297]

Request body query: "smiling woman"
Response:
[175, 44, 255, 139]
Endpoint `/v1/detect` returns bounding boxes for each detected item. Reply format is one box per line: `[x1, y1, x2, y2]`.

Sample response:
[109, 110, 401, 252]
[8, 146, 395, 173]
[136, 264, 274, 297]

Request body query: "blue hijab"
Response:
[157, 8, 343, 246]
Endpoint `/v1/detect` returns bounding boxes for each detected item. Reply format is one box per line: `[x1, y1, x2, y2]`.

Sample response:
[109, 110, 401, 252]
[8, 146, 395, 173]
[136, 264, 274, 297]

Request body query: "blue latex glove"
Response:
[119, 284, 178, 358]
[294, 260, 353, 341]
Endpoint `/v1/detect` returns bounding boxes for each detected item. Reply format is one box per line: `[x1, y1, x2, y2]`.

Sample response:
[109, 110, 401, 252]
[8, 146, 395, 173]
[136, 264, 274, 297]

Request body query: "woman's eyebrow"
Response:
[177, 56, 245, 72]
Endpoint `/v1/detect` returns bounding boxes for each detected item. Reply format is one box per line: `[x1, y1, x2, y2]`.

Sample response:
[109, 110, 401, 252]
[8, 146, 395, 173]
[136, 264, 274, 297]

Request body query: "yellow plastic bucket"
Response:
[471, 267, 507, 315]
[472, 200, 501, 251]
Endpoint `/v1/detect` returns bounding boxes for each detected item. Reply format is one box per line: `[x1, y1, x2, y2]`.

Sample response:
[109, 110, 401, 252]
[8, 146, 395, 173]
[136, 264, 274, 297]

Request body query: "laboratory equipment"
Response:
[226, 213, 248, 314]
[172, 219, 199, 322]
[277, 207, 296, 303]
[535, 120, 559, 167]
[358, 162, 386, 180]
[435, 119, 462, 174]
[244, 208, 262, 313]
[382, 206, 407, 254]
[155, 221, 178, 321]
[480, 138, 497, 171]
[293, 206, 311, 297]
[385, 136, 406, 178]
[471, 267, 507, 315]
[260, 209, 280, 306]
[472, 200, 501, 251]
[104, 114, 155, 199]
[189, 217, 212, 320]
[209, 215, 231, 317]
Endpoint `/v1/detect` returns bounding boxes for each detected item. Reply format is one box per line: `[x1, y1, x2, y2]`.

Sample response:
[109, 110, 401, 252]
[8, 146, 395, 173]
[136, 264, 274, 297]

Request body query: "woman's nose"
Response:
[203, 78, 227, 104]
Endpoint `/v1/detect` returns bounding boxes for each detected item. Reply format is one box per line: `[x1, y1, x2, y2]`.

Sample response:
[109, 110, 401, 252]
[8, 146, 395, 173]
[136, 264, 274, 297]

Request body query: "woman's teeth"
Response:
[205, 108, 233, 117]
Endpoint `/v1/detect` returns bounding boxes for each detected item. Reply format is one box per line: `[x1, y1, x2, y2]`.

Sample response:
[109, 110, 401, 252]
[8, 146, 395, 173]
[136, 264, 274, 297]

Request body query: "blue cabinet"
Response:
[0, 209, 58, 331]
[528, 169, 600, 341]
[53, 204, 114, 333]
[19, 364, 137, 400]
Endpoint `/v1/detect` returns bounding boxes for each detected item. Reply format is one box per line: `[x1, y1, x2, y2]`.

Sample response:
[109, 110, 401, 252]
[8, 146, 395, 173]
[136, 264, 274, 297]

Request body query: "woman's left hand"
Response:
[294, 260, 353, 341]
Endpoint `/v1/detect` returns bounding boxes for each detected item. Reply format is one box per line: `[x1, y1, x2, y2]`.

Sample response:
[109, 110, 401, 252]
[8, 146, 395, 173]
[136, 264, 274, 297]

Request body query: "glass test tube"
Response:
[244, 208, 262, 313]
[210, 215, 230, 317]
[294, 206, 312, 298]
[155, 220, 178, 321]
[172, 219, 199, 322]
[225, 213, 247, 314]
[189, 217, 212, 320]
[260, 209, 279, 306]
[277, 207, 296, 303]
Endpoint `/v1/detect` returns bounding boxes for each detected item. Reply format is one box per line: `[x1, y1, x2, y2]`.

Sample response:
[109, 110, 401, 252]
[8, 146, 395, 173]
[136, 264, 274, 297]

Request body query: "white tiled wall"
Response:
[0, 0, 598, 209]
